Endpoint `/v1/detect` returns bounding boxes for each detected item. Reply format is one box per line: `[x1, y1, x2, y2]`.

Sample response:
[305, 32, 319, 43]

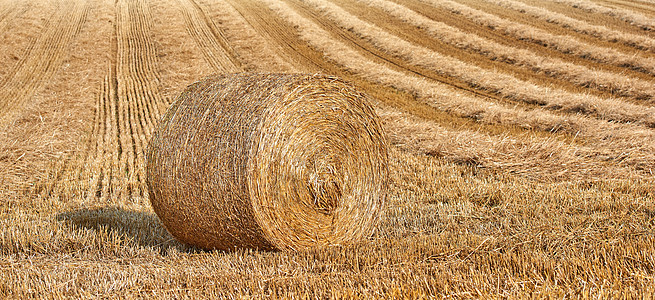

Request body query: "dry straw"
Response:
[146, 73, 388, 251]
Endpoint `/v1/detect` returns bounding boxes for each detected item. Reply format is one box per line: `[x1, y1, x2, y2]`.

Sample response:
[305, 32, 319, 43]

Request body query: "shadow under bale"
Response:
[56, 206, 190, 253]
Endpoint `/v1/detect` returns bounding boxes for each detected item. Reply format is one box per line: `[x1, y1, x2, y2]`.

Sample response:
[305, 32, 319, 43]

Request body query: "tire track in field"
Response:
[196, 0, 296, 72]
[18, 0, 113, 205]
[0, 2, 52, 87]
[104, 0, 168, 202]
[40, 71, 116, 203]
[0, 7, 8, 18]
[0, 19, 40, 87]
[0, 4, 32, 57]
[223, 0, 326, 72]
[43, 0, 168, 204]
[176, 0, 241, 72]
[0, 5, 20, 33]
[0, 4, 14, 21]
[84, 70, 121, 204]
[0, 0, 89, 125]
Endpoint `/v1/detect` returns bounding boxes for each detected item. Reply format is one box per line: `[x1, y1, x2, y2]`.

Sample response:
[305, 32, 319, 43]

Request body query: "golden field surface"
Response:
[1, 0, 655, 297]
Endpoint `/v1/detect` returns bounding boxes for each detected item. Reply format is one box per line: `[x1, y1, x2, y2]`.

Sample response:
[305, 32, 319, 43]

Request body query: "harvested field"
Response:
[0, 0, 654, 297]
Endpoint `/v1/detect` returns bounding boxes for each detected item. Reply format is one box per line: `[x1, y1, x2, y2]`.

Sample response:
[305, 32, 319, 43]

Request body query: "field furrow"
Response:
[353, 0, 655, 103]
[553, 0, 655, 31]
[297, 0, 655, 127]
[597, 0, 655, 16]
[0, 0, 112, 204]
[418, 0, 655, 77]
[0, 5, 21, 33]
[243, 0, 655, 179]
[487, 0, 655, 51]
[223, 0, 545, 137]
[111, 0, 167, 201]
[0, 0, 89, 125]
[176, 0, 241, 72]
[0, 7, 42, 87]
[42, 0, 168, 204]
[197, 0, 296, 72]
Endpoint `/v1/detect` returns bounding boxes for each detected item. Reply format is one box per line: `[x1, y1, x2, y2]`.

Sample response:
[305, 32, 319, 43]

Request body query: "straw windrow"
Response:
[146, 73, 388, 251]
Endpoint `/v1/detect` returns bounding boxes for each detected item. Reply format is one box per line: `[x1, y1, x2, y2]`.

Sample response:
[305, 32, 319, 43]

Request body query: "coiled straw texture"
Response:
[146, 73, 388, 251]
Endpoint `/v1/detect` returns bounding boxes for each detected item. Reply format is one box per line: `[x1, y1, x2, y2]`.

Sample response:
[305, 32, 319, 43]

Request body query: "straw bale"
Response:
[146, 73, 388, 251]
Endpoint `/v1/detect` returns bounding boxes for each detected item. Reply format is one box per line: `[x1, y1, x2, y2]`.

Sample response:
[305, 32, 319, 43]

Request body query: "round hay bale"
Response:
[146, 73, 388, 251]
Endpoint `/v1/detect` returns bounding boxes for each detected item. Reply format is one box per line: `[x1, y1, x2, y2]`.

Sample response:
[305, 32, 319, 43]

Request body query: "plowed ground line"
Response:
[400, 0, 655, 81]
[0, 1, 88, 125]
[600, 0, 655, 16]
[177, 0, 241, 72]
[289, 0, 647, 125]
[287, 0, 516, 104]
[44, 0, 168, 204]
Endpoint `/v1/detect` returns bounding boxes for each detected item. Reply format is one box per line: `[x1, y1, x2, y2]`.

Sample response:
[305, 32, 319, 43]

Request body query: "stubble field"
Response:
[1, 0, 654, 297]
